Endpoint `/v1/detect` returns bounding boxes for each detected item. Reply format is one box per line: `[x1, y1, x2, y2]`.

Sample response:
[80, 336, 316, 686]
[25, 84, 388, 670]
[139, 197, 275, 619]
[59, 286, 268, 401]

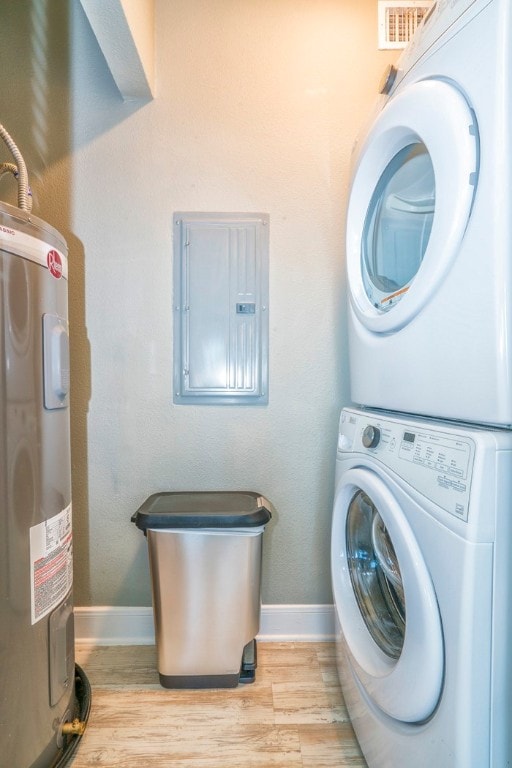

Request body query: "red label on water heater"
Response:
[47, 249, 63, 279]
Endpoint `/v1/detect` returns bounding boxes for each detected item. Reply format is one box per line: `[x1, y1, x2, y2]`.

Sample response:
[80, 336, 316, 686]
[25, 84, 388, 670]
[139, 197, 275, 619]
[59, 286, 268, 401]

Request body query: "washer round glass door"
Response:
[347, 78, 478, 333]
[331, 467, 443, 723]
[346, 489, 406, 660]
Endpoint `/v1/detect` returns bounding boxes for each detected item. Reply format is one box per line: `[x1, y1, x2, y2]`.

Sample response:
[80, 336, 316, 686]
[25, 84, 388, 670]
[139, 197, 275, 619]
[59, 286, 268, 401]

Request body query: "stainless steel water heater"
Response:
[0, 127, 89, 767]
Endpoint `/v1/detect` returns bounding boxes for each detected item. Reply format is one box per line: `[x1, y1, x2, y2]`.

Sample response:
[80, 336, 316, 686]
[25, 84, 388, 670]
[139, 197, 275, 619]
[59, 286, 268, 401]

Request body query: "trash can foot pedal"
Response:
[239, 666, 256, 684]
[239, 639, 257, 684]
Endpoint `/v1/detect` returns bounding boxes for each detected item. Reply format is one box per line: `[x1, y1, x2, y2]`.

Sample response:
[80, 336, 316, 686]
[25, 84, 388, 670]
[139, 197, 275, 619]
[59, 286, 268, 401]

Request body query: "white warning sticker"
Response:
[30, 504, 73, 625]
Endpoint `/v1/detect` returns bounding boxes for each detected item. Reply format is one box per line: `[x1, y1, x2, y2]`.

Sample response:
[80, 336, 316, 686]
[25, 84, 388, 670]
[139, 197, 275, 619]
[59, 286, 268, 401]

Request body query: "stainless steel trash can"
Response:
[131, 491, 272, 689]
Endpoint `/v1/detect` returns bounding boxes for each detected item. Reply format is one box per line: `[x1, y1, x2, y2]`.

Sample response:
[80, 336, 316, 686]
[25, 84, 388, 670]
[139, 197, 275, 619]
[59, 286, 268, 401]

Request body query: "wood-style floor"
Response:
[70, 642, 368, 767]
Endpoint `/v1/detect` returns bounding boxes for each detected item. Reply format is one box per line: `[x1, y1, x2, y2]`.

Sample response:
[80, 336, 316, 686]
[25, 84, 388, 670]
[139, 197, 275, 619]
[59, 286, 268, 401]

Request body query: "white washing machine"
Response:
[331, 406, 512, 767]
[346, 0, 512, 426]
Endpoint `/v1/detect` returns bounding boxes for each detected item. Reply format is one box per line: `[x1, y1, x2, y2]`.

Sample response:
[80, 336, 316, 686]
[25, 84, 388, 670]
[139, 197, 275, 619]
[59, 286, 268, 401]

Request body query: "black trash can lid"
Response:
[131, 491, 272, 531]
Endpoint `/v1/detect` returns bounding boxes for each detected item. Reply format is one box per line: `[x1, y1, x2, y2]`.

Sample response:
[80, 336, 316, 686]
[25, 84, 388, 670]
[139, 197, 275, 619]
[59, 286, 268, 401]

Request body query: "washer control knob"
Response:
[379, 64, 398, 95]
[362, 425, 381, 449]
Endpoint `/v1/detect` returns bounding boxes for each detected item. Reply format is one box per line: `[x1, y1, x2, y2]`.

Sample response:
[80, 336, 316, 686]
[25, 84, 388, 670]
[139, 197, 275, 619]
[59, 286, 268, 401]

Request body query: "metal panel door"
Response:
[173, 213, 269, 405]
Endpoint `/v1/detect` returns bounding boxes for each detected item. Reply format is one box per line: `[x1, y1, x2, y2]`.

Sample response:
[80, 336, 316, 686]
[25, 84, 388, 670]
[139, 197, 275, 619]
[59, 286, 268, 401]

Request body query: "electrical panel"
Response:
[173, 213, 269, 405]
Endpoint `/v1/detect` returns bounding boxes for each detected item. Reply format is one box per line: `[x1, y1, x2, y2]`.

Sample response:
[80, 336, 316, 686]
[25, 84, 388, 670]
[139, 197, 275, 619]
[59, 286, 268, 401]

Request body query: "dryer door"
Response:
[331, 467, 443, 723]
[347, 78, 478, 333]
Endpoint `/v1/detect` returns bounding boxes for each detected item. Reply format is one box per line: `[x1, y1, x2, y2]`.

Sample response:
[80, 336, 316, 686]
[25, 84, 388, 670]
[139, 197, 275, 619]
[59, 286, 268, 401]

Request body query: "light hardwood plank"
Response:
[76, 644, 159, 686]
[82, 686, 276, 727]
[70, 643, 368, 767]
[299, 723, 366, 767]
[70, 725, 303, 767]
[257, 643, 322, 684]
[272, 681, 348, 725]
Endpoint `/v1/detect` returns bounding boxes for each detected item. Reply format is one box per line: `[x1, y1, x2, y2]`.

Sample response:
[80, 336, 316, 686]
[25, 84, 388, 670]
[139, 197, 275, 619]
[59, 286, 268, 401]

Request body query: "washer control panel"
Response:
[338, 409, 475, 521]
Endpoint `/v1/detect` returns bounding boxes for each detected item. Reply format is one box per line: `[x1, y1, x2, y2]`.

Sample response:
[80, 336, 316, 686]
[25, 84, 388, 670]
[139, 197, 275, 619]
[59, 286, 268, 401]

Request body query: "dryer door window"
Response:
[346, 490, 406, 659]
[347, 78, 478, 334]
[362, 142, 435, 311]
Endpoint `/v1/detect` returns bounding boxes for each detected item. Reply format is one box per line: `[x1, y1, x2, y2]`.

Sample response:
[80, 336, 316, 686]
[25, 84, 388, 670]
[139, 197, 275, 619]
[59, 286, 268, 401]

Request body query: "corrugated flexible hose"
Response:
[0, 123, 31, 211]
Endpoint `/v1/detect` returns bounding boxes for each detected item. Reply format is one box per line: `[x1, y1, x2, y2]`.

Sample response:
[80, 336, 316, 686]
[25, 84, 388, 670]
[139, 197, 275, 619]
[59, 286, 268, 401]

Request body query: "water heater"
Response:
[0, 128, 89, 766]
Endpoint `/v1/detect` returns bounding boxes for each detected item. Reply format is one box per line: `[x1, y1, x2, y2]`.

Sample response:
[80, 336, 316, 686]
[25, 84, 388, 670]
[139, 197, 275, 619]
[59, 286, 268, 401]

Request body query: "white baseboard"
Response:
[257, 604, 335, 642]
[74, 604, 335, 645]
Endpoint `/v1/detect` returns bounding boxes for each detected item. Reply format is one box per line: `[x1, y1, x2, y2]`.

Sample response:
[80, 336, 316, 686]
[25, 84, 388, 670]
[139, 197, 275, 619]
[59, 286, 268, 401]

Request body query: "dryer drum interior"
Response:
[362, 141, 435, 311]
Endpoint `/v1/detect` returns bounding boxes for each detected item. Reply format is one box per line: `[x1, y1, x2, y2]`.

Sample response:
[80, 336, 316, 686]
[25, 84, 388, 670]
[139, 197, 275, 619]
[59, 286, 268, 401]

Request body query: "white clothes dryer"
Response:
[331, 406, 512, 767]
[346, 0, 512, 426]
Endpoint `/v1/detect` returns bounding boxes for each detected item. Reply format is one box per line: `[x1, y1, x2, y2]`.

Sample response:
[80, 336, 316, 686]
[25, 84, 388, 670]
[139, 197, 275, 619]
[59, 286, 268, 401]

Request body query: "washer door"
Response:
[331, 467, 443, 723]
[347, 78, 478, 333]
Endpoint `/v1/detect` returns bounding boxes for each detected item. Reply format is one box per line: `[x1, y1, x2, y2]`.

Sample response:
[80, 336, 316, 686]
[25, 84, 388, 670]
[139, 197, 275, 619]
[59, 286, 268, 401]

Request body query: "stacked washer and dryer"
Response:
[331, 1, 512, 766]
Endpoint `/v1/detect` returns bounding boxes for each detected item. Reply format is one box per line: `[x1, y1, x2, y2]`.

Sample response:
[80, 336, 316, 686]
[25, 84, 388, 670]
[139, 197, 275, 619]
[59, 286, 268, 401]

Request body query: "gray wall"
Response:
[0, 0, 396, 607]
